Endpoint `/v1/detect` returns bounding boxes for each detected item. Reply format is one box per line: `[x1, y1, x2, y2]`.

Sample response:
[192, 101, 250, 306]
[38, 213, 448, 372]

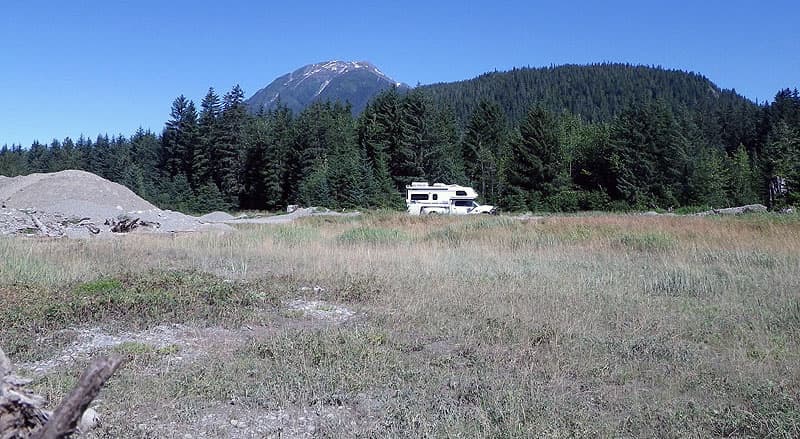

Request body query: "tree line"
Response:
[1, 84, 798, 213]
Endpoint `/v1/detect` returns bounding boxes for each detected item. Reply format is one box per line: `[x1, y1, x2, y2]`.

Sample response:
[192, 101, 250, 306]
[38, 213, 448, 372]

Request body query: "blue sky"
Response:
[1, 0, 798, 146]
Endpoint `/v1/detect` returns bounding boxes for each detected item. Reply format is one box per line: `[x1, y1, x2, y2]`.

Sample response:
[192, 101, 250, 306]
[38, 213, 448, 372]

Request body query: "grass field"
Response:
[1, 212, 799, 437]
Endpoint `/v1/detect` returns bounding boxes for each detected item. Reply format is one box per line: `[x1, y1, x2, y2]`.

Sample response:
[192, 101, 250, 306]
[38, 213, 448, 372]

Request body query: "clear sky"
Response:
[1, 0, 798, 146]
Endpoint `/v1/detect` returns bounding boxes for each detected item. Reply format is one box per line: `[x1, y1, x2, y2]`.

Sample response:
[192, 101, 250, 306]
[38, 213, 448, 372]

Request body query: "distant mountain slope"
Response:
[246, 61, 408, 114]
[419, 63, 757, 124]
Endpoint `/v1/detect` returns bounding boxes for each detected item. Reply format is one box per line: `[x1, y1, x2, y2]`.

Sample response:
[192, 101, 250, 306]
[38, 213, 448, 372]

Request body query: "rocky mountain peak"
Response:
[245, 60, 407, 115]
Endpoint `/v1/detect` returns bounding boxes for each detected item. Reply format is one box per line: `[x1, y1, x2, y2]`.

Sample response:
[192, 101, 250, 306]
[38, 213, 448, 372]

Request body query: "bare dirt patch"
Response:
[285, 299, 356, 323]
[18, 324, 211, 375]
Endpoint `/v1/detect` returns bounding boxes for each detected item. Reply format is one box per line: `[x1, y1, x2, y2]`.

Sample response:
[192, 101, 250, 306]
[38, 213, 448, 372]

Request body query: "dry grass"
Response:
[1, 212, 799, 437]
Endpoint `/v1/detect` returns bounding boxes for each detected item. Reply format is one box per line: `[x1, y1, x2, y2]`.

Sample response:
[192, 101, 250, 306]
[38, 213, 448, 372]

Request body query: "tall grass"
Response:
[1, 212, 799, 436]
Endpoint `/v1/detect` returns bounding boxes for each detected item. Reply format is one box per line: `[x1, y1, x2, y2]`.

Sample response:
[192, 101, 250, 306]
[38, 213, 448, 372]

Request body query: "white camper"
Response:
[405, 182, 497, 215]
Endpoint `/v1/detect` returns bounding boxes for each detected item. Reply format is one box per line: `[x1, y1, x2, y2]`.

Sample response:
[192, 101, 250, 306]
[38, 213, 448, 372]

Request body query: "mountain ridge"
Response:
[419, 62, 757, 125]
[246, 61, 757, 129]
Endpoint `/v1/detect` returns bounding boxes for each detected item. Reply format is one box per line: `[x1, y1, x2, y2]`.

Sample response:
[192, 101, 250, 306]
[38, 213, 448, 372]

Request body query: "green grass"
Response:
[336, 227, 410, 245]
[616, 230, 677, 251]
[0, 270, 279, 360]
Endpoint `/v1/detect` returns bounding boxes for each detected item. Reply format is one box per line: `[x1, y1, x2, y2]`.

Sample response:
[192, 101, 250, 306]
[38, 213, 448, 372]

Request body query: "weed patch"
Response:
[616, 231, 676, 251]
[337, 227, 410, 245]
[269, 225, 320, 245]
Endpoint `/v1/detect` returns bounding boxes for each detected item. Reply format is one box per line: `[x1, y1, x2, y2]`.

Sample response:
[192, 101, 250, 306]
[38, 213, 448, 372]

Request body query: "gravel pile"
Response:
[0, 170, 232, 237]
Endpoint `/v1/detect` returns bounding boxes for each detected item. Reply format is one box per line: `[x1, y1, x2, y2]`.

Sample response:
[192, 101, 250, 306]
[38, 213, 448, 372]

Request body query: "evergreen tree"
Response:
[197, 87, 222, 187]
[0, 144, 28, 176]
[60, 137, 85, 170]
[286, 102, 356, 206]
[609, 102, 689, 208]
[424, 106, 465, 184]
[686, 146, 730, 207]
[462, 100, 508, 203]
[240, 105, 293, 210]
[396, 89, 428, 184]
[572, 123, 617, 203]
[327, 119, 366, 208]
[369, 88, 407, 191]
[162, 96, 188, 177]
[27, 141, 49, 173]
[268, 105, 294, 209]
[505, 106, 566, 210]
[727, 144, 759, 205]
[762, 121, 800, 206]
[357, 97, 402, 207]
[216, 85, 248, 204]
[299, 158, 333, 207]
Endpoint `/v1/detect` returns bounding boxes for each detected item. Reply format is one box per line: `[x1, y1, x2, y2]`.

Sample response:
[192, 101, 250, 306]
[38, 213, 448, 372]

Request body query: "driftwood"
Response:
[24, 214, 61, 238]
[1, 347, 123, 439]
[106, 217, 140, 233]
[33, 356, 123, 439]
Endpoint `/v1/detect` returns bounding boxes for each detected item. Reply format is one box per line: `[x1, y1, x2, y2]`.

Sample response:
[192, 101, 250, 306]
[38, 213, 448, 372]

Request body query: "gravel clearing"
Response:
[205, 207, 361, 225]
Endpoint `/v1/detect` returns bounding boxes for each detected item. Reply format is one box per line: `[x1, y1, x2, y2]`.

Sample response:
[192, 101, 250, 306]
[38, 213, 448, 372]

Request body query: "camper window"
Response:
[456, 190, 467, 196]
[410, 194, 429, 201]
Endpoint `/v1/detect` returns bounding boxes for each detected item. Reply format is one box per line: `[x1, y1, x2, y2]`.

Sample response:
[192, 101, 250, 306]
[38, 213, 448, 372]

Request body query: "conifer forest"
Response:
[2, 64, 798, 213]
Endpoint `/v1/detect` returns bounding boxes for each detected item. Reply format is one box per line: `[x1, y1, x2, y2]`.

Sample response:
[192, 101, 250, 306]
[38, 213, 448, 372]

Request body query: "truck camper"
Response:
[405, 182, 496, 215]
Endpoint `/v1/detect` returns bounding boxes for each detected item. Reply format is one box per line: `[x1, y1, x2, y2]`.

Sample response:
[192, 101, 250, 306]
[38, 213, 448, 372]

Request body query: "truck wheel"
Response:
[427, 211, 439, 215]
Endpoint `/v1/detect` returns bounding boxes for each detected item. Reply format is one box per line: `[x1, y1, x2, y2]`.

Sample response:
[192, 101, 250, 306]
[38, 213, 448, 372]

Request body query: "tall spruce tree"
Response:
[370, 88, 407, 192]
[217, 85, 248, 204]
[396, 89, 428, 184]
[161, 95, 199, 183]
[197, 87, 221, 188]
[462, 100, 508, 203]
[504, 106, 565, 210]
[357, 101, 401, 207]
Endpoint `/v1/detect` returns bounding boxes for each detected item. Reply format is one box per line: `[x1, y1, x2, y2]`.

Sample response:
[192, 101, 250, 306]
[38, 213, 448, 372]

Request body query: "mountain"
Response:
[419, 63, 758, 126]
[246, 60, 408, 114]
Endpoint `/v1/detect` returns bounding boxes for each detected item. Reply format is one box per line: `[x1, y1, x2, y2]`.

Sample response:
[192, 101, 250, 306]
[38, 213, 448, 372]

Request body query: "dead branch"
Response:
[32, 356, 123, 439]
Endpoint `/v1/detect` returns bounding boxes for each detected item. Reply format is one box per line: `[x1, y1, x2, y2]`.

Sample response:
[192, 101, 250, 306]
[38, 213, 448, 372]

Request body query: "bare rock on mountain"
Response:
[246, 60, 409, 115]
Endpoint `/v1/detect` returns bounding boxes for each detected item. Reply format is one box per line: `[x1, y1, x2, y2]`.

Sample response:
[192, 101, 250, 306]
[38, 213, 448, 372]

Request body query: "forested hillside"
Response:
[421, 63, 756, 124]
[1, 66, 798, 213]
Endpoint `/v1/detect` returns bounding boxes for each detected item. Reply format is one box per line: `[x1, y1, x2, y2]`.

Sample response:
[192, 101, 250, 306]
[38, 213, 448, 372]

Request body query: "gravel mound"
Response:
[198, 211, 237, 222]
[0, 170, 233, 237]
[0, 170, 155, 216]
